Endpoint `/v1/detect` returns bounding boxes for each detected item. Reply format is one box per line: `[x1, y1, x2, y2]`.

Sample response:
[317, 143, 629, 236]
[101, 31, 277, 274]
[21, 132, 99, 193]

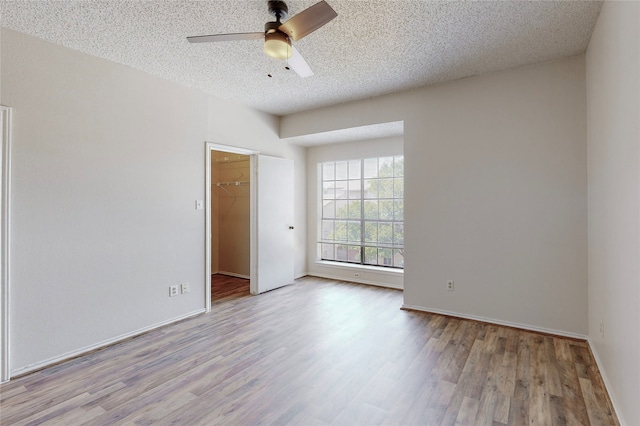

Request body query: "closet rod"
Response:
[215, 180, 249, 186]
[215, 180, 249, 197]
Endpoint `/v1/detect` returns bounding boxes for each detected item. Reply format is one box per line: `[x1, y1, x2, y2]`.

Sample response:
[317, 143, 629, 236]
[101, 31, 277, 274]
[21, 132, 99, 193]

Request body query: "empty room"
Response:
[0, 0, 638, 425]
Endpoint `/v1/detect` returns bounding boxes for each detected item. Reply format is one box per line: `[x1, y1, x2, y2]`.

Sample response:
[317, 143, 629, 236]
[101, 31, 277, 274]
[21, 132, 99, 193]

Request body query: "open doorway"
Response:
[204, 143, 295, 311]
[205, 143, 256, 311]
[210, 149, 251, 303]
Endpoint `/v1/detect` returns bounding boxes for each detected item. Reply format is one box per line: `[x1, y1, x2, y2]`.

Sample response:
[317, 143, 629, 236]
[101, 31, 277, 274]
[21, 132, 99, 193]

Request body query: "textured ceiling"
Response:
[283, 121, 404, 146]
[1, 0, 602, 119]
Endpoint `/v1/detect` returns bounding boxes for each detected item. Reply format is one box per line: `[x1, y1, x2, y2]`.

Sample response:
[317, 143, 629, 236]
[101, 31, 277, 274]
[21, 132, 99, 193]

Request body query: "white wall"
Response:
[1, 28, 306, 374]
[586, 2, 640, 424]
[306, 136, 404, 288]
[285, 56, 588, 336]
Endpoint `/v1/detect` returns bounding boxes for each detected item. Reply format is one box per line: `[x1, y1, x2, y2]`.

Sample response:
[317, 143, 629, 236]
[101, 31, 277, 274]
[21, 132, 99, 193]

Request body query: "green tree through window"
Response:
[320, 156, 404, 268]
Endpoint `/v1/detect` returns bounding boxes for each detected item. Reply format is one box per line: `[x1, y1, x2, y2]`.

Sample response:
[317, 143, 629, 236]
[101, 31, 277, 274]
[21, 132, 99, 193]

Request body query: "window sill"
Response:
[314, 260, 404, 276]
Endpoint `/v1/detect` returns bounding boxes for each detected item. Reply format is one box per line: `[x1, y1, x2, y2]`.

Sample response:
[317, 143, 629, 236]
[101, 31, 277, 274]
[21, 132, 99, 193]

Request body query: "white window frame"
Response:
[318, 156, 404, 270]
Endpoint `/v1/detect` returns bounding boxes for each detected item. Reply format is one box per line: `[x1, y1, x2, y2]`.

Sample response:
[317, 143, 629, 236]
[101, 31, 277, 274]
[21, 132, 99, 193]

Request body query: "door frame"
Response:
[1, 106, 12, 382]
[205, 142, 258, 311]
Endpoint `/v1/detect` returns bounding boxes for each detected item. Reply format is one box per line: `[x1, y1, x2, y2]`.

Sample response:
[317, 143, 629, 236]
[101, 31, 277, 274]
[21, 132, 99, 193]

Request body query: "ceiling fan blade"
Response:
[279, 0, 337, 41]
[287, 46, 313, 78]
[187, 32, 264, 43]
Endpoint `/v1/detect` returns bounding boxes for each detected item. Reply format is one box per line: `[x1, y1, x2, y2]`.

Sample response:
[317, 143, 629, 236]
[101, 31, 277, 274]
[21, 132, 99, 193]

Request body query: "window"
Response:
[319, 156, 404, 269]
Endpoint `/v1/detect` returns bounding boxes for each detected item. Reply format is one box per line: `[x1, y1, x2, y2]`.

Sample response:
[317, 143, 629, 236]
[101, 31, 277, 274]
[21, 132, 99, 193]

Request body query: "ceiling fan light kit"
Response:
[264, 21, 292, 60]
[187, 0, 337, 77]
[264, 31, 291, 59]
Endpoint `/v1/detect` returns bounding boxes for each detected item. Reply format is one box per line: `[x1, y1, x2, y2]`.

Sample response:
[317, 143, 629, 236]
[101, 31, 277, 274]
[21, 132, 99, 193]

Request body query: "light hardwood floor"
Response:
[0, 275, 618, 425]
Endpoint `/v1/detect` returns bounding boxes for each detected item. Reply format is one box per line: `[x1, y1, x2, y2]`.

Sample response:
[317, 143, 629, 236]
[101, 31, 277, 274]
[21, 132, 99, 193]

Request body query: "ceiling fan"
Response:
[187, 0, 337, 78]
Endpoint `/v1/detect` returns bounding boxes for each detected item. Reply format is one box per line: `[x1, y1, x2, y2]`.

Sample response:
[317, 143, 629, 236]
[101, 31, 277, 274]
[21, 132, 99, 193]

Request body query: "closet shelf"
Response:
[216, 181, 249, 186]
[214, 156, 249, 164]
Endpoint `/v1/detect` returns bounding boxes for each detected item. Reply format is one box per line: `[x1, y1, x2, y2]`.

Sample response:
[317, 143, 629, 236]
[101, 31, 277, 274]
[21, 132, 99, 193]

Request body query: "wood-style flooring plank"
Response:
[0, 275, 619, 425]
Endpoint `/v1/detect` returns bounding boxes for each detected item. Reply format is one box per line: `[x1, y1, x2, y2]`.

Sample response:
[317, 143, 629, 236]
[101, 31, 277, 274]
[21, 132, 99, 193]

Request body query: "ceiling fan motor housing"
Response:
[268, 0, 289, 21]
[264, 21, 283, 34]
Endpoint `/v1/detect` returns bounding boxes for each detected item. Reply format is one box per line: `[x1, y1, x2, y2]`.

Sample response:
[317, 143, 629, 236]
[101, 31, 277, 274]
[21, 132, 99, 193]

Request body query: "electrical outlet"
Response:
[354, 273, 360, 278]
[169, 285, 179, 297]
[181, 283, 189, 294]
[447, 280, 454, 291]
[599, 320, 604, 338]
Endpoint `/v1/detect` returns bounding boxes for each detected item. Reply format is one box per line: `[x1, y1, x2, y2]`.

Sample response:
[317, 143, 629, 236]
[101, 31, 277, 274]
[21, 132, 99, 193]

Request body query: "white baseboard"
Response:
[216, 271, 250, 280]
[587, 338, 626, 425]
[307, 272, 403, 290]
[401, 304, 588, 340]
[10, 309, 205, 378]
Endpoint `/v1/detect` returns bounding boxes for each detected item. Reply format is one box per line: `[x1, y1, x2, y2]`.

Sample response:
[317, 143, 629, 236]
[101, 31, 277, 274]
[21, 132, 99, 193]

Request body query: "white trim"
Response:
[216, 271, 250, 280]
[11, 309, 205, 378]
[205, 142, 258, 309]
[0, 106, 12, 383]
[308, 272, 403, 290]
[401, 304, 588, 340]
[587, 338, 626, 426]
[205, 144, 212, 312]
[249, 154, 257, 295]
[314, 260, 404, 276]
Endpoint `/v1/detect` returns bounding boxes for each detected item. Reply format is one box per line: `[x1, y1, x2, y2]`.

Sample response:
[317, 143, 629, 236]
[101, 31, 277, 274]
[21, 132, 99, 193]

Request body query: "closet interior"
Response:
[210, 150, 251, 295]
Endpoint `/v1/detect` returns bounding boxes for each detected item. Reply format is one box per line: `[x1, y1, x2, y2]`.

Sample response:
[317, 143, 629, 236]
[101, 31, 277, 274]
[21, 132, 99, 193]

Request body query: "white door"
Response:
[255, 155, 294, 294]
[1, 107, 10, 382]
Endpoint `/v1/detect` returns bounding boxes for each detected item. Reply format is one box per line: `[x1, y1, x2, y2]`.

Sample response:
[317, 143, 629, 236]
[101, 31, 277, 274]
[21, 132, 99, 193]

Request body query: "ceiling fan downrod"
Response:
[268, 0, 289, 22]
